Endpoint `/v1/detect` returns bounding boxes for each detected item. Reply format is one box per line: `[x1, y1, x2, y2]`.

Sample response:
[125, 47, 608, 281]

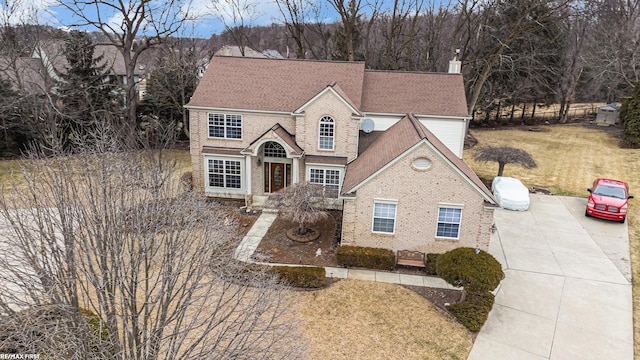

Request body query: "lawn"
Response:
[466, 123, 640, 358]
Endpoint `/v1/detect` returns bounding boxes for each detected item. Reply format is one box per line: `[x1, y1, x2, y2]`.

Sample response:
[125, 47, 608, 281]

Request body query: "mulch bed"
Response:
[403, 285, 464, 312]
[252, 210, 465, 308]
[253, 210, 341, 266]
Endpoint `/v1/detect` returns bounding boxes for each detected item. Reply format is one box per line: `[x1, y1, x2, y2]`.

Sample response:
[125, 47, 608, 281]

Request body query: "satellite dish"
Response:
[361, 118, 375, 133]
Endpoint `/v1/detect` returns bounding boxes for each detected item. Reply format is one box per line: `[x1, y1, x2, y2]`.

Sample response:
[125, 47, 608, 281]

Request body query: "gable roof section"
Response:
[188, 56, 365, 112]
[361, 70, 469, 117]
[293, 83, 362, 116]
[342, 114, 496, 204]
[0, 57, 49, 94]
[240, 123, 304, 157]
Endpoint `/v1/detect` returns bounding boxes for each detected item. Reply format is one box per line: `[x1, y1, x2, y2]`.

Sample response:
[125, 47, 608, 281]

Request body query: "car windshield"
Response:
[593, 185, 627, 199]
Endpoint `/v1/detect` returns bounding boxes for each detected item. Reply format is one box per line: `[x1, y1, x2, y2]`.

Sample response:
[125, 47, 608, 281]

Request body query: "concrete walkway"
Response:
[233, 211, 457, 290]
[468, 194, 633, 360]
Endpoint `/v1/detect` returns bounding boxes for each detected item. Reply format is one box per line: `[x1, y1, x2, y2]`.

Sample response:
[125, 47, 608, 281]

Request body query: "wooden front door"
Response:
[270, 162, 285, 193]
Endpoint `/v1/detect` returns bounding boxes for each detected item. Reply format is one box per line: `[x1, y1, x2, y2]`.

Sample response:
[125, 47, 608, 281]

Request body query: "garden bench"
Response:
[396, 250, 426, 268]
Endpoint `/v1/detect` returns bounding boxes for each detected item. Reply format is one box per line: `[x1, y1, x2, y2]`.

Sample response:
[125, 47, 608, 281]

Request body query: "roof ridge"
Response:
[212, 55, 366, 65]
[406, 113, 427, 139]
[364, 68, 462, 76]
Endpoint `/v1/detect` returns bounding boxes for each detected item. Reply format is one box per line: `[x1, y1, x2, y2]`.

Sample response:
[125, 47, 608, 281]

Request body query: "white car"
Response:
[492, 176, 530, 211]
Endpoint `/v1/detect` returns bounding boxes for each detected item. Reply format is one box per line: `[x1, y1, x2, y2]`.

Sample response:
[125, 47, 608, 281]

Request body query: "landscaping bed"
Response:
[253, 210, 341, 266]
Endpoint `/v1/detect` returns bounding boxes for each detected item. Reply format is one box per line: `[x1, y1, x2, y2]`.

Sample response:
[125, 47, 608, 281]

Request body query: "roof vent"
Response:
[361, 118, 375, 133]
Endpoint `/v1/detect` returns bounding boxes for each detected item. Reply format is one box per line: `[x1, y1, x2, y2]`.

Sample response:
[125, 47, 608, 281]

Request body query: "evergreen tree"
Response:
[0, 76, 22, 155]
[137, 47, 200, 140]
[620, 82, 640, 148]
[55, 30, 122, 147]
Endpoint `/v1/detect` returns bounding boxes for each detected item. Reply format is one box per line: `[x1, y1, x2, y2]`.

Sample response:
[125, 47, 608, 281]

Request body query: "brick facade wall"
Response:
[295, 90, 359, 161]
[189, 92, 359, 196]
[341, 142, 494, 253]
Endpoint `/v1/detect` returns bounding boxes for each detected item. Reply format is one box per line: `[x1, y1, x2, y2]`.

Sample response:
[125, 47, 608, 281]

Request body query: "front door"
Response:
[264, 162, 292, 193]
[270, 162, 285, 193]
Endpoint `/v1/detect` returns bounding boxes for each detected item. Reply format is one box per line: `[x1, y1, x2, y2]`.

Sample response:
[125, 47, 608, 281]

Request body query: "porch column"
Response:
[245, 155, 252, 195]
[292, 157, 300, 184]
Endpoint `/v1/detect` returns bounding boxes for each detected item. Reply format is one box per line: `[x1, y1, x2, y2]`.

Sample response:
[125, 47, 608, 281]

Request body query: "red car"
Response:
[586, 178, 633, 223]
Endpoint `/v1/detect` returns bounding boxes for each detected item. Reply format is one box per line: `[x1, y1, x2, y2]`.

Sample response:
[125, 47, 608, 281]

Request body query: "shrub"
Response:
[272, 266, 326, 288]
[180, 171, 193, 190]
[0, 305, 113, 356]
[336, 245, 395, 270]
[436, 247, 503, 292]
[446, 291, 495, 332]
[425, 253, 439, 275]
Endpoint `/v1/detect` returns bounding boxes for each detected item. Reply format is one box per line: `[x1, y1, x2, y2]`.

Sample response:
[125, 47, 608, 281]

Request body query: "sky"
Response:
[0, 0, 343, 39]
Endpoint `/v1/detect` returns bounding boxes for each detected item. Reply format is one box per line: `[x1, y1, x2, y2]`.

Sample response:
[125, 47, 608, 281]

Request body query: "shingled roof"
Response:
[361, 70, 468, 117]
[188, 56, 365, 112]
[342, 114, 496, 204]
[187, 56, 469, 118]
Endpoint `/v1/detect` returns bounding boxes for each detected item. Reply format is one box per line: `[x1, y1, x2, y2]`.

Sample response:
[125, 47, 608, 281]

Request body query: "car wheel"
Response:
[619, 217, 626, 224]
[585, 210, 590, 217]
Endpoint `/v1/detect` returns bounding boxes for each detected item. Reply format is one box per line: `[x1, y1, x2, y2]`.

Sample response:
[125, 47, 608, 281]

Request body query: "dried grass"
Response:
[296, 279, 472, 360]
[465, 124, 631, 195]
[466, 124, 640, 358]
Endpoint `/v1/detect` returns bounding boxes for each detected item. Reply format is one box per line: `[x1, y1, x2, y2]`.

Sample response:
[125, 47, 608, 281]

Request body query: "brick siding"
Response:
[341, 142, 494, 253]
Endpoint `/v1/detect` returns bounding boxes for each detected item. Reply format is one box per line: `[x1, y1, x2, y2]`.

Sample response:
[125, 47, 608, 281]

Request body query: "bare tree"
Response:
[581, 0, 640, 102]
[327, 0, 365, 61]
[0, 135, 305, 359]
[210, 0, 260, 56]
[275, 0, 314, 59]
[458, 0, 570, 114]
[267, 182, 330, 237]
[473, 145, 537, 177]
[55, 0, 196, 137]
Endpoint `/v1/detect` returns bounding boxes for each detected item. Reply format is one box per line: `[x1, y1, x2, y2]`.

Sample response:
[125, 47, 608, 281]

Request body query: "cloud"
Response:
[0, 0, 57, 25]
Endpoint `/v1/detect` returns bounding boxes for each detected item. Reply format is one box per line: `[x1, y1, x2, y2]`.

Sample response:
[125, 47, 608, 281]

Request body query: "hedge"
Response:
[336, 245, 395, 270]
[436, 247, 503, 292]
[272, 266, 326, 288]
[446, 291, 495, 332]
[425, 253, 439, 275]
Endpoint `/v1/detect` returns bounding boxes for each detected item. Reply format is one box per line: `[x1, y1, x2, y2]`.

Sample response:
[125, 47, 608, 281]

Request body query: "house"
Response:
[186, 56, 498, 253]
[214, 45, 284, 59]
[0, 57, 50, 95]
[31, 41, 146, 99]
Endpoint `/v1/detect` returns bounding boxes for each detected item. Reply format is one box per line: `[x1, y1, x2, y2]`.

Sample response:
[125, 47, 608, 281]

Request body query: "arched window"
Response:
[263, 141, 287, 158]
[318, 116, 334, 150]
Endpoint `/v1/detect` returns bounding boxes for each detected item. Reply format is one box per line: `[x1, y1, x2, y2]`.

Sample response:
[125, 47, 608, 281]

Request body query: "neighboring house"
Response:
[214, 45, 284, 59]
[186, 56, 498, 253]
[0, 57, 50, 94]
[31, 41, 146, 99]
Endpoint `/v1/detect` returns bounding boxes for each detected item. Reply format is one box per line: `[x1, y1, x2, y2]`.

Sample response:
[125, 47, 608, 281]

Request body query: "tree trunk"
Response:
[297, 222, 307, 235]
[497, 162, 506, 177]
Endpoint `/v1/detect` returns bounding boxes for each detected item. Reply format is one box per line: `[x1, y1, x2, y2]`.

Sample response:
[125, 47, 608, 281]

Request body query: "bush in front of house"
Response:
[436, 247, 503, 292]
[336, 245, 395, 270]
[446, 291, 495, 332]
[425, 253, 440, 275]
[272, 266, 327, 288]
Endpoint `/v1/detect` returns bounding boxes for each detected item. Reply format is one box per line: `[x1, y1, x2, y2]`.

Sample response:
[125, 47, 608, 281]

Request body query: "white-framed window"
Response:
[436, 206, 462, 239]
[208, 113, 242, 139]
[372, 200, 397, 234]
[318, 115, 334, 150]
[263, 141, 287, 158]
[207, 158, 242, 189]
[307, 166, 342, 197]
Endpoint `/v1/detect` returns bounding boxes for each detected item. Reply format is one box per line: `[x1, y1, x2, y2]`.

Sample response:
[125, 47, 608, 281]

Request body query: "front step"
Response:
[246, 195, 279, 213]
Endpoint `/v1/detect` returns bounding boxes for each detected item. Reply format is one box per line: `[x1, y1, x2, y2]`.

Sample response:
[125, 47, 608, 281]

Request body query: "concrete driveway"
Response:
[468, 194, 633, 360]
